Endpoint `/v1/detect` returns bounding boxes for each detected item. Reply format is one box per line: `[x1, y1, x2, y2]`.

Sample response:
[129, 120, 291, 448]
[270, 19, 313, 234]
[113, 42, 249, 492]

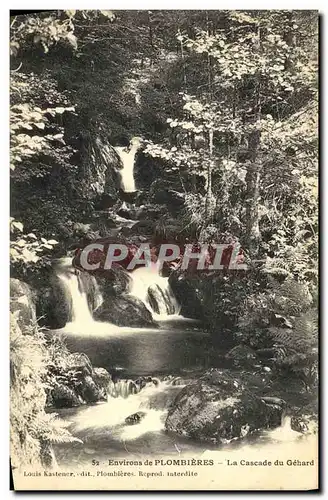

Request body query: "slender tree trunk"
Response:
[283, 11, 296, 71]
[148, 11, 154, 66]
[245, 130, 261, 257]
[205, 128, 214, 222]
[179, 31, 187, 91]
[204, 14, 214, 224]
[245, 26, 262, 258]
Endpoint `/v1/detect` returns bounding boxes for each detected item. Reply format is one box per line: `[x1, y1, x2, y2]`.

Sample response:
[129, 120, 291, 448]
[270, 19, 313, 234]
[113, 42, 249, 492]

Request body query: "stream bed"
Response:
[53, 317, 315, 469]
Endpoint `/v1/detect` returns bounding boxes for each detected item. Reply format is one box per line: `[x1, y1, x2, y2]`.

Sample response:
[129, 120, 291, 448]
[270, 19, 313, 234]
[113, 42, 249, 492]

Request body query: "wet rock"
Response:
[165, 369, 285, 444]
[26, 267, 72, 329]
[148, 284, 176, 315]
[134, 376, 158, 390]
[65, 352, 93, 376]
[169, 271, 204, 320]
[78, 131, 122, 203]
[81, 375, 104, 403]
[89, 266, 131, 298]
[117, 202, 139, 220]
[125, 411, 147, 425]
[93, 367, 112, 390]
[78, 271, 103, 312]
[94, 295, 157, 328]
[291, 414, 318, 435]
[119, 190, 138, 204]
[47, 350, 110, 408]
[225, 345, 258, 368]
[51, 384, 81, 408]
[10, 278, 36, 329]
[134, 154, 165, 191]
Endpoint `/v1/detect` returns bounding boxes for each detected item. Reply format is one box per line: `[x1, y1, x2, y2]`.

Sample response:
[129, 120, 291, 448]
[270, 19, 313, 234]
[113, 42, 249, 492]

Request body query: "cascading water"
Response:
[63, 377, 187, 443]
[58, 271, 94, 325]
[130, 262, 180, 319]
[108, 379, 139, 398]
[55, 257, 117, 335]
[114, 137, 142, 193]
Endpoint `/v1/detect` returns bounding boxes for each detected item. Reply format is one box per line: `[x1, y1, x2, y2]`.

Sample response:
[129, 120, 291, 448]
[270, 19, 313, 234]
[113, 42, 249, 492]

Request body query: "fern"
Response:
[10, 310, 82, 469]
[30, 413, 83, 444]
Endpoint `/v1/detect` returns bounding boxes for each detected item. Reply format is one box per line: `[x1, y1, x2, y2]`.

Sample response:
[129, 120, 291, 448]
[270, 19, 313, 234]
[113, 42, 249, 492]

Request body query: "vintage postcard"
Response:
[10, 8, 319, 491]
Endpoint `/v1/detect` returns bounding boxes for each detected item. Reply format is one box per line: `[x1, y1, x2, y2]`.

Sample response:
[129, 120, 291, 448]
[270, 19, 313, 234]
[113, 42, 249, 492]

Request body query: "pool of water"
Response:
[60, 317, 214, 377]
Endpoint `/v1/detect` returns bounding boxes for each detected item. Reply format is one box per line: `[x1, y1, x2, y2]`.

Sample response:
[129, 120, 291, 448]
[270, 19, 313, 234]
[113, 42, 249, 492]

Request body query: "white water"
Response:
[130, 262, 180, 320]
[57, 267, 120, 336]
[59, 379, 312, 464]
[67, 379, 183, 442]
[59, 272, 93, 324]
[56, 258, 181, 335]
[114, 137, 142, 192]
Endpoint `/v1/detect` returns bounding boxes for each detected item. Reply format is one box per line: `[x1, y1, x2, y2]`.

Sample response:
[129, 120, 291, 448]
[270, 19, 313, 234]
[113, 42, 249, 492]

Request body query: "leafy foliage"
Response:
[10, 312, 81, 469]
[237, 278, 318, 388]
[10, 217, 59, 265]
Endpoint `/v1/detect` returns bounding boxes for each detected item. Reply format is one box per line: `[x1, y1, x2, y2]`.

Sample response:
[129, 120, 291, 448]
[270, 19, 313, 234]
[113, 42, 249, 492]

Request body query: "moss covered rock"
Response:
[94, 295, 157, 328]
[165, 369, 285, 444]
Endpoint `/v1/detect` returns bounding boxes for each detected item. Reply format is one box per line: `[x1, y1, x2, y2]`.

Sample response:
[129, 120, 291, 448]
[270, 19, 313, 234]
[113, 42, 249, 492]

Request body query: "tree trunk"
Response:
[205, 129, 214, 223]
[245, 130, 261, 257]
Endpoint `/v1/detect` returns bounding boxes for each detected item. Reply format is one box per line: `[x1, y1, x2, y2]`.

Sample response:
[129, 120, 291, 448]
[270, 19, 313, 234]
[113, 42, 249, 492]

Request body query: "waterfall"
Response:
[58, 272, 94, 325]
[54, 257, 180, 335]
[114, 137, 142, 192]
[56, 257, 108, 333]
[108, 379, 139, 398]
[130, 262, 180, 319]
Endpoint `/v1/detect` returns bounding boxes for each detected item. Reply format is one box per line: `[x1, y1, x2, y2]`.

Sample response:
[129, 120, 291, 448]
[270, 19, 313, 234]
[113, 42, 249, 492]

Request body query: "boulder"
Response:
[291, 414, 318, 435]
[117, 202, 139, 220]
[94, 295, 157, 328]
[48, 359, 110, 408]
[134, 376, 159, 390]
[165, 369, 285, 444]
[50, 384, 81, 408]
[38, 274, 72, 329]
[169, 271, 204, 320]
[21, 265, 73, 330]
[134, 152, 164, 190]
[78, 130, 122, 204]
[80, 375, 105, 403]
[94, 367, 112, 390]
[92, 267, 132, 298]
[225, 345, 258, 368]
[10, 278, 36, 329]
[125, 411, 147, 425]
[94, 193, 118, 210]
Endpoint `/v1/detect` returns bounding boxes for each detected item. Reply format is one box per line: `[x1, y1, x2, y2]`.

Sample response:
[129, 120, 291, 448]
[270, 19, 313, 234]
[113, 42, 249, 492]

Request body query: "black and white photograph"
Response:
[9, 8, 319, 491]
